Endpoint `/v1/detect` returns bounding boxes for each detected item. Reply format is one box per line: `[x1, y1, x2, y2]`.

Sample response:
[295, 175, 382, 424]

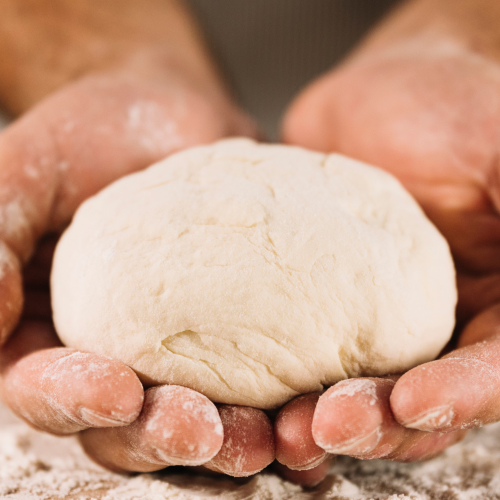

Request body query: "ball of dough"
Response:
[51, 139, 456, 409]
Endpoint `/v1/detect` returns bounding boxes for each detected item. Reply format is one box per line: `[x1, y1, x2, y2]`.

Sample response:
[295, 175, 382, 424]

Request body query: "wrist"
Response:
[348, 0, 500, 64]
[0, 0, 226, 115]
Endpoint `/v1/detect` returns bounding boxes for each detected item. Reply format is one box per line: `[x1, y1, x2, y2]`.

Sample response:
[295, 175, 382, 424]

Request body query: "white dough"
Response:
[51, 139, 456, 409]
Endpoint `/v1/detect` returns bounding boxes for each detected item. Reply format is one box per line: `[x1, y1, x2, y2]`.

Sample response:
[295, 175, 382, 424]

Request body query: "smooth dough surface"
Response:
[51, 139, 457, 409]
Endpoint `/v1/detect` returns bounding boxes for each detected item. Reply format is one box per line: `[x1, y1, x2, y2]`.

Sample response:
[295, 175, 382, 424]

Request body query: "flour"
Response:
[2, 400, 500, 499]
[127, 100, 183, 154]
[23, 164, 40, 180]
[325, 379, 379, 402]
[0, 199, 31, 251]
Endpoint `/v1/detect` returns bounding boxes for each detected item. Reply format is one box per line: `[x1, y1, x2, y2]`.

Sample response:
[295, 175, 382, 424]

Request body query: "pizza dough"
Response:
[51, 139, 456, 409]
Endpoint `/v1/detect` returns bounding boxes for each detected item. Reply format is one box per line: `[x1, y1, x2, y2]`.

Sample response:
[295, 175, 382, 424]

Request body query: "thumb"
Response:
[0, 71, 257, 345]
[31, 73, 258, 229]
[391, 306, 500, 433]
[281, 72, 341, 153]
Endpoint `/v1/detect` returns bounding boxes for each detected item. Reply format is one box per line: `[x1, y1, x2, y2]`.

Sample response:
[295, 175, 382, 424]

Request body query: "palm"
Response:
[280, 41, 500, 461]
[284, 46, 500, 325]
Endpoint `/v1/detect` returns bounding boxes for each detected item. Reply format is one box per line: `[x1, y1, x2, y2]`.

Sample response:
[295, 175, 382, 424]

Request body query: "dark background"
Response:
[188, 0, 400, 138]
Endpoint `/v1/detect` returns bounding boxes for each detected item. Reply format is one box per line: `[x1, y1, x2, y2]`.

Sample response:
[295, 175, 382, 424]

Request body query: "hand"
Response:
[275, 0, 500, 475]
[0, 60, 281, 479]
[0, 0, 282, 480]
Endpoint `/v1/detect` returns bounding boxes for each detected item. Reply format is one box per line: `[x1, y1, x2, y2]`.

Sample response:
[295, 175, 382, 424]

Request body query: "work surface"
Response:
[0, 401, 499, 500]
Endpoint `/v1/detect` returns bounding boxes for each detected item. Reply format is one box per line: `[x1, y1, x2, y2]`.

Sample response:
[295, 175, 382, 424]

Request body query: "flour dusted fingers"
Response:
[205, 405, 275, 477]
[80, 386, 223, 472]
[0, 321, 144, 435]
[273, 459, 333, 487]
[312, 377, 465, 462]
[392, 304, 500, 433]
[275, 393, 328, 471]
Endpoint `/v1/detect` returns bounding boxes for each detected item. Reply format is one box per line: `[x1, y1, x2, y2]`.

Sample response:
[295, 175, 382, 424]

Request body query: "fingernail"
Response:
[153, 447, 207, 467]
[79, 407, 131, 427]
[206, 461, 264, 477]
[284, 453, 328, 471]
[403, 404, 455, 431]
[318, 425, 382, 455]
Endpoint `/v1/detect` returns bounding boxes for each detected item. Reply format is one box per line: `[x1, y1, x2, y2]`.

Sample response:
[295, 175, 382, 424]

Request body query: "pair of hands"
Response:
[2, 3, 500, 487]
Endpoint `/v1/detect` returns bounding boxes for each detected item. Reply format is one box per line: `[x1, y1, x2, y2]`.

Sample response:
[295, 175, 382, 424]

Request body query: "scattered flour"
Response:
[127, 100, 183, 154]
[2, 400, 500, 499]
[0, 199, 31, 250]
[23, 164, 40, 180]
[326, 379, 379, 402]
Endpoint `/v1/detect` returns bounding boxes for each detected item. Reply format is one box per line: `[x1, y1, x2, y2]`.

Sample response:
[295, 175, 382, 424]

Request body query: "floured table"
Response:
[1, 401, 500, 500]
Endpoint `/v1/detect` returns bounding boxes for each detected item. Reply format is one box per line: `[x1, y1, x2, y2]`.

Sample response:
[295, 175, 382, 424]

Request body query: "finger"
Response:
[312, 378, 464, 461]
[313, 378, 404, 459]
[275, 393, 328, 470]
[273, 458, 332, 487]
[391, 318, 500, 432]
[204, 405, 275, 477]
[0, 252, 23, 343]
[385, 428, 467, 463]
[0, 321, 144, 434]
[0, 118, 58, 259]
[0, 118, 60, 332]
[0, 120, 59, 345]
[457, 302, 500, 346]
[79, 385, 223, 473]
